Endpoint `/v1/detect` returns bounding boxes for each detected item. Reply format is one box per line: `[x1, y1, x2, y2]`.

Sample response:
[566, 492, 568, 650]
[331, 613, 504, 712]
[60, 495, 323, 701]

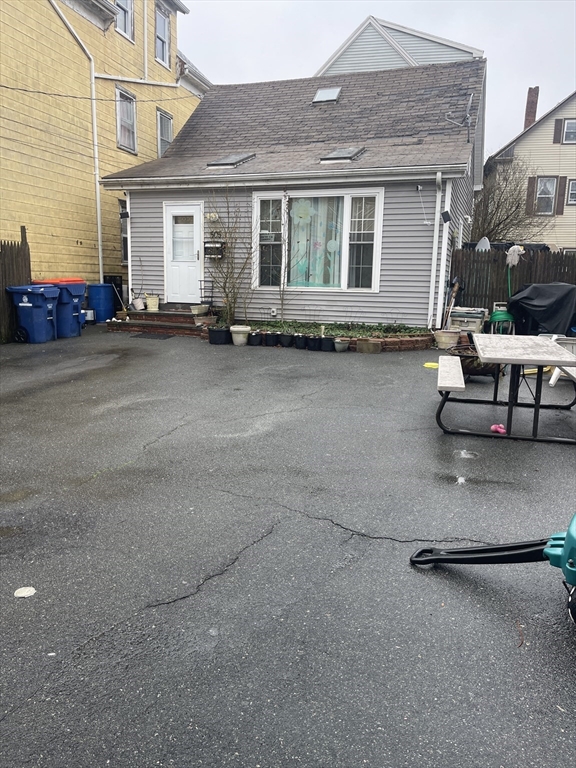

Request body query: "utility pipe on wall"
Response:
[426, 172, 443, 328]
[435, 179, 453, 329]
[48, 0, 104, 282]
[143, 0, 148, 81]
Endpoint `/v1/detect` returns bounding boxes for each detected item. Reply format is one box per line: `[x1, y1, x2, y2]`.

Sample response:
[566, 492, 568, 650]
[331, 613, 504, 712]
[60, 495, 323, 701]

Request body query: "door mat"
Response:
[130, 333, 174, 340]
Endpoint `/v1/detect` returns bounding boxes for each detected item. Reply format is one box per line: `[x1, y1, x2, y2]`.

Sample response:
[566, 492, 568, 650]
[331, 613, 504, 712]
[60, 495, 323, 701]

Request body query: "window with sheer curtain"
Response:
[256, 191, 381, 291]
[536, 177, 557, 215]
[116, 89, 136, 153]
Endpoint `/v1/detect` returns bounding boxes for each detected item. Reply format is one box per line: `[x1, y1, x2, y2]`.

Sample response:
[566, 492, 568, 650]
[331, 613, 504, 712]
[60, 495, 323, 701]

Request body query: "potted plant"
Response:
[264, 330, 279, 347]
[306, 335, 321, 351]
[293, 333, 307, 350]
[320, 336, 335, 352]
[248, 330, 263, 346]
[208, 325, 232, 344]
[334, 338, 350, 352]
[279, 328, 294, 347]
[230, 325, 251, 346]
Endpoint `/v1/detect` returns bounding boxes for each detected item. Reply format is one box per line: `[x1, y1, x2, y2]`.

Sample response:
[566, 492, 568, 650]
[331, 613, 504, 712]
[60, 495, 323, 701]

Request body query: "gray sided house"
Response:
[103, 59, 486, 328]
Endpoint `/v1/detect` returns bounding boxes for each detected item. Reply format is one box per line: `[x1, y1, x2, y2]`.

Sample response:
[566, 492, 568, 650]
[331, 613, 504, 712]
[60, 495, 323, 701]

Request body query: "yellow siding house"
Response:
[491, 91, 576, 251]
[0, 0, 210, 290]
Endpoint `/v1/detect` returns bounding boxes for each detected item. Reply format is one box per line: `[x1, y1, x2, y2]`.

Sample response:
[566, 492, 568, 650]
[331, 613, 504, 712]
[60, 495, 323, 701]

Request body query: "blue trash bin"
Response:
[52, 281, 86, 337]
[6, 285, 60, 343]
[87, 283, 114, 322]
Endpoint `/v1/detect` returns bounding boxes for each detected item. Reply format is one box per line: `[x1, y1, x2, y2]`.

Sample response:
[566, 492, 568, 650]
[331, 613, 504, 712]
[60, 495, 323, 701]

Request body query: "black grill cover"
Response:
[508, 283, 576, 335]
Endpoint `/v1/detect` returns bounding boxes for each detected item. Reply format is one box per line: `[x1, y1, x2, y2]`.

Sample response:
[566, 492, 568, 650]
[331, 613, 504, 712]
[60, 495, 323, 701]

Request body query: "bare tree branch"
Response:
[472, 158, 550, 243]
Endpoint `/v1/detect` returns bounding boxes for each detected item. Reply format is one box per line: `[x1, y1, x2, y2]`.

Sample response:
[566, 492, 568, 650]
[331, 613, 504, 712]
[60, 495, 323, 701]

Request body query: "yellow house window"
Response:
[157, 109, 173, 157]
[116, 88, 137, 154]
[155, 6, 170, 67]
[115, 0, 134, 40]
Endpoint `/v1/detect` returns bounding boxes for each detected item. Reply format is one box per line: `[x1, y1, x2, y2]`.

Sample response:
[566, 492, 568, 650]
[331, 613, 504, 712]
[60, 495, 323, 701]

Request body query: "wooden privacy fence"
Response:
[450, 249, 576, 310]
[0, 226, 31, 343]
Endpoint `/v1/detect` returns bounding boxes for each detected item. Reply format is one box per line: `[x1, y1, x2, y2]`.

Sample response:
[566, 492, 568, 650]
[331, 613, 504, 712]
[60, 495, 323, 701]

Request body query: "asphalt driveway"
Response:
[1, 326, 575, 767]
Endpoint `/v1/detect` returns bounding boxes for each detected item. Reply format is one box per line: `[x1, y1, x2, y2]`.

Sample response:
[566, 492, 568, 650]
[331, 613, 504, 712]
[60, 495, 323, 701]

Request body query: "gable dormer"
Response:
[315, 16, 483, 76]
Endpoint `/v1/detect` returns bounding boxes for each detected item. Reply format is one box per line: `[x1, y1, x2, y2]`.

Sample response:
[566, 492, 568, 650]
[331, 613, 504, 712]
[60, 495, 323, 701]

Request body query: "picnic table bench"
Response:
[435, 337, 576, 444]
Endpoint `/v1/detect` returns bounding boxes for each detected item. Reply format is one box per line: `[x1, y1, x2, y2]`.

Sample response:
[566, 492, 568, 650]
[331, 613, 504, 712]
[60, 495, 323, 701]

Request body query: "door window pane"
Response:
[172, 215, 195, 261]
[288, 197, 343, 287]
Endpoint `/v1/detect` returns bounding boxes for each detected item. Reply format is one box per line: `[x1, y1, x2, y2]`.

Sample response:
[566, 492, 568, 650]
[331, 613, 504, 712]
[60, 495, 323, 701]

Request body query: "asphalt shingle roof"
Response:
[105, 59, 486, 183]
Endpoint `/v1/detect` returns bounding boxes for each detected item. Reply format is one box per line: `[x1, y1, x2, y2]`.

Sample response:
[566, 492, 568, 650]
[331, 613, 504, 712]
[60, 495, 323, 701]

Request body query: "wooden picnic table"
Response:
[435, 335, 576, 444]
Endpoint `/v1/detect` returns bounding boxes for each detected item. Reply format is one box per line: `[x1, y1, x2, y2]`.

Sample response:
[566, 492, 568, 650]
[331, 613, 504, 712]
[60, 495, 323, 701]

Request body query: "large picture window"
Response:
[255, 190, 382, 291]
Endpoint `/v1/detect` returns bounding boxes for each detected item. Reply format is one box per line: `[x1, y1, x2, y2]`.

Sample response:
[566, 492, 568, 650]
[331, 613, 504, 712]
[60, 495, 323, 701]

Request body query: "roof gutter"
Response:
[48, 0, 104, 282]
[102, 162, 468, 190]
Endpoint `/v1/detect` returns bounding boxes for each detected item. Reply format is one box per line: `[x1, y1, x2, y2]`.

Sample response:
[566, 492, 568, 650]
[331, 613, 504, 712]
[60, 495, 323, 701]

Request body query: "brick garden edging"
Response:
[348, 335, 434, 352]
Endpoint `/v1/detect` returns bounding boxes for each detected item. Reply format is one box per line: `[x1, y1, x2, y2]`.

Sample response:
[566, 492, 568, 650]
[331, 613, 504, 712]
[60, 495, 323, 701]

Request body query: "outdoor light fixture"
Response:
[441, 211, 452, 223]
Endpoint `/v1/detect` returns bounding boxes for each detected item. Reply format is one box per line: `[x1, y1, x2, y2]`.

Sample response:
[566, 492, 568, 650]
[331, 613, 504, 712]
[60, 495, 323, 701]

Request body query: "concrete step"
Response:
[107, 320, 207, 338]
[121, 310, 214, 326]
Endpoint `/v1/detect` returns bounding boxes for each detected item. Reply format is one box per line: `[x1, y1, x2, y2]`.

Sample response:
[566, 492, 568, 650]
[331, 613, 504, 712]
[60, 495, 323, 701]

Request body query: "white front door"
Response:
[164, 203, 202, 303]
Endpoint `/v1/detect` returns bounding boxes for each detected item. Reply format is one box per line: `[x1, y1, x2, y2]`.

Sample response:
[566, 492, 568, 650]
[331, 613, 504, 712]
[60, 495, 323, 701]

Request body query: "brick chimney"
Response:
[524, 86, 539, 130]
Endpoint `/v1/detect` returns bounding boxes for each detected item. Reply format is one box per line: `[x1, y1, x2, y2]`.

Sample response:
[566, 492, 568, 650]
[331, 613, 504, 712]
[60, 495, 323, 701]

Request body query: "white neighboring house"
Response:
[489, 90, 576, 251]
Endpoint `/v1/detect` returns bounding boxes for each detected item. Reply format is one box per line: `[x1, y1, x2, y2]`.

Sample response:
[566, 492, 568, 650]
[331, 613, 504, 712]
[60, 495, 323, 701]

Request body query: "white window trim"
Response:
[155, 5, 171, 69]
[535, 176, 557, 216]
[116, 87, 137, 154]
[157, 108, 173, 157]
[567, 180, 576, 205]
[563, 119, 576, 144]
[115, 0, 134, 41]
[252, 188, 384, 293]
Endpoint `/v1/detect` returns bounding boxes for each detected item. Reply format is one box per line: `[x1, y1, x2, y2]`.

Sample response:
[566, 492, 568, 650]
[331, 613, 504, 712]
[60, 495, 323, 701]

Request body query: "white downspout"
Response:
[427, 172, 443, 328]
[126, 192, 132, 300]
[143, 0, 148, 81]
[435, 179, 453, 329]
[48, 0, 104, 282]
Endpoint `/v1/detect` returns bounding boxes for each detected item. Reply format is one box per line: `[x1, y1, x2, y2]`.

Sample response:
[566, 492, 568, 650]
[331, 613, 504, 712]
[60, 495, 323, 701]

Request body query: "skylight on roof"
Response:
[207, 153, 255, 168]
[313, 86, 341, 103]
[320, 147, 365, 162]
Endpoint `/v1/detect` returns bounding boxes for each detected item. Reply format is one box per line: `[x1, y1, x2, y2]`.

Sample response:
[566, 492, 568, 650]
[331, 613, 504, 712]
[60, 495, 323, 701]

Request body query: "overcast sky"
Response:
[177, 0, 575, 158]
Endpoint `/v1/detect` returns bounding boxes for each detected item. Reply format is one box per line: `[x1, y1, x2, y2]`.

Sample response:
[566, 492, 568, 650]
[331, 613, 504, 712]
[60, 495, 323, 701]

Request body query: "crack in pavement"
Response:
[145, 521, 280, 608]
[207, 485, 493, 547]
[0, 521, 280, 726]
